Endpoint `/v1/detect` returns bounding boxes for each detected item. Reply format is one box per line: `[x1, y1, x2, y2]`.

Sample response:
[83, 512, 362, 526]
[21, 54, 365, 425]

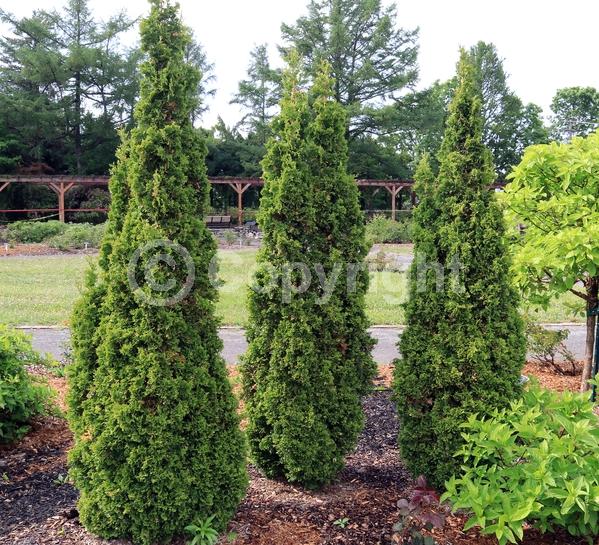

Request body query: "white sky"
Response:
[5, 0, 599, 128]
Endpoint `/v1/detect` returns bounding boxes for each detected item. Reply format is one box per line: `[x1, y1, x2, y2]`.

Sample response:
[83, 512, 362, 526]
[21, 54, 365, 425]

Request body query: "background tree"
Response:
[205, 118, 265, 177]
[281, 0, 418, 140]
[241, 57, 375, 489]
[185, 31, 216, 124]
[468, 41, 547, 177]
[0, 0, 134, 174]
[0, 9, 68, 172]
[550, 86, 599, 142]
[502, 132, 599, 391]
[231, 44, 281, 144]
[393, 51, 525, 490]
[348, 134, 411, 179]
[43, 0, 134, 173]
[67, 3, 247, 543]
[388, 79, 455, 172]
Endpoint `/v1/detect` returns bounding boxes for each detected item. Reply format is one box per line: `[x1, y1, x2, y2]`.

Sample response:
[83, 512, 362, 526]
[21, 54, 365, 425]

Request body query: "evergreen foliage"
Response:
[231, 44, 281, 144]
[67, 3, 247, 543]
[281, 0, 419, 140]
[0, 325, 53, 443]
[241, 57, 376, 489]
[393, 52, 526, 490]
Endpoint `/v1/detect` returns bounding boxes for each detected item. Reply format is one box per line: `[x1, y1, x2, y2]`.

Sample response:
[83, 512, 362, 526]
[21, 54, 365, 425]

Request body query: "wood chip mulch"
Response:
[0, 243, 98, 257]
[0, 365, 595, 545]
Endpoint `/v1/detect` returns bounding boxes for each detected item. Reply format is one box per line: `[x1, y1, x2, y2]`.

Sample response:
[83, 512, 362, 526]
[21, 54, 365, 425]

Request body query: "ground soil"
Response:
[0, 240, 257, 258]
[0, 365, 595, 545]
[0, 243, 98, 257]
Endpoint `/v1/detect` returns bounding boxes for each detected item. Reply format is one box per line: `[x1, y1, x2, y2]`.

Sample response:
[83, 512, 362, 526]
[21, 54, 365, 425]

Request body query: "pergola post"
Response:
[48, 182, 75, 222]
[384, 184, 401, 221]
[229, 182, 252, 226]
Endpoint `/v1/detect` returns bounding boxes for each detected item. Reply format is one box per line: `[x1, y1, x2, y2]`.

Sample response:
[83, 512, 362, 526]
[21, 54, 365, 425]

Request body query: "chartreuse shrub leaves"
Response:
[442, 383, 599, 545]
[393, 51, 525, 490]
[67, 2, 247, 544]
[241, 57, 375, 489]
[0, 325, 53, 443]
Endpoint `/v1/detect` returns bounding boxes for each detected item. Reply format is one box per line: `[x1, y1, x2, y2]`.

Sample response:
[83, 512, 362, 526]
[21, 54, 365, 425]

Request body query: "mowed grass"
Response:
[0, 249, 585, 326]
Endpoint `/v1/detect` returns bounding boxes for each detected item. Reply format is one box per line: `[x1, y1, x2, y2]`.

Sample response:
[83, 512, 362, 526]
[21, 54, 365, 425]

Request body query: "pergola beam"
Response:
[228, 182, 253, 225]
[384, 184, 402, 221]
[0, 174, 507, 222]
[47, 181, 76, 221]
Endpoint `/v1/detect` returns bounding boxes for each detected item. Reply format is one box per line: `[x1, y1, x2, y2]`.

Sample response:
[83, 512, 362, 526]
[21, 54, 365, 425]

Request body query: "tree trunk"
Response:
[74, 6, 82, 175]
[580, 277, 598, 392]
[74, 71, 82, 174]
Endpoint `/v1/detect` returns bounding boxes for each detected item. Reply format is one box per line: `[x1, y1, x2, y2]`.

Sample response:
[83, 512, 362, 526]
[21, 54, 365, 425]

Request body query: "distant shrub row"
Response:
[6, 220, 106, 249]
[365, 214, 412, 245]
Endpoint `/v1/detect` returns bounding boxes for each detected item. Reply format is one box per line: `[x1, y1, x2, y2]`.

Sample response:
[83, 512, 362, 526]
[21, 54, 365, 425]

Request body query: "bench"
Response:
[205, 215, 232, 228]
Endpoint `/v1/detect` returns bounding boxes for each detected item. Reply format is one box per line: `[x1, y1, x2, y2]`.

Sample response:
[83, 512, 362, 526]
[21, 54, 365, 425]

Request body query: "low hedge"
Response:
[6, 220, 106, 249]
[365, 214, 412, 245]
[47, 223, 106, 250]
[6, 220, 67, 244]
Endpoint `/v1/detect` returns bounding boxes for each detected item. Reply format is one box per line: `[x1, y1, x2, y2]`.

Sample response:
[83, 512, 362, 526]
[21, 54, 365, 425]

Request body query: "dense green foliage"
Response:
[393, 52, 525, 490]
[67, 3, 247, 544]
[501, 131, 599, 389]
[365, 214, 412, 245]
[6, 220, 67, 243]
[46, 223, 106, 250]
[0, 0, 135, 174]
[550, 86, 599, 142]
[0, 325, 53, 443]
[443, 384, 599, 545]
[241, 58, 376, 489]
[5, 220, 105, 248]
[281, 0, 418, 140]
[231, 44, 281, 144]
[467, 42, 548, 177]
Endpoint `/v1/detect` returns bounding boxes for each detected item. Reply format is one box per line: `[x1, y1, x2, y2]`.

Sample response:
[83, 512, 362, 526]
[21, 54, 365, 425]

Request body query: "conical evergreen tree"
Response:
[68, 135, 130, 431]
[241, 57, 375, 489]
[67, 2, 247, 543]
[393, 52, 525, 490]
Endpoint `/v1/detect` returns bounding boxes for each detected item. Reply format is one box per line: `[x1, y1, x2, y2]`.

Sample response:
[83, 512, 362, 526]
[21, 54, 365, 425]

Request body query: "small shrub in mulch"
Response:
[0, 325, 54, 444]
[443, 383, 599, 545]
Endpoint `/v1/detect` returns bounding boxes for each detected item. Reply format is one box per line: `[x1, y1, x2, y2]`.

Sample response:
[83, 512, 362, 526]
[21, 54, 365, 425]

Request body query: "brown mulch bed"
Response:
[0, 241, 255, 258]
[522, 362, 582, 392]
[0, 243, 100, 257]
[0, 365, 594, 545]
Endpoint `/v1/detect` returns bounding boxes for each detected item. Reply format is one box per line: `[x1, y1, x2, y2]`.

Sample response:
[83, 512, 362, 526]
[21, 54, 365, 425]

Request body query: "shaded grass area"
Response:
[0, 249, 585, 326]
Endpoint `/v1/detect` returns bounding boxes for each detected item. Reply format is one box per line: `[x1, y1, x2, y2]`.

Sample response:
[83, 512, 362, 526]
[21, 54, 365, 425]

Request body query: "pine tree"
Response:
[231, 44, 281, 144]
[67, 3, 247, 544]
[241, 57, 375, 489]
[393, 51, 525, 490]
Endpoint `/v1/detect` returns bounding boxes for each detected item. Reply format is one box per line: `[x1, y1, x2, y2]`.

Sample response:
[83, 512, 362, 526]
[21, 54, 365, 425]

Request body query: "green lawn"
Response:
[0, 249, 584, 326]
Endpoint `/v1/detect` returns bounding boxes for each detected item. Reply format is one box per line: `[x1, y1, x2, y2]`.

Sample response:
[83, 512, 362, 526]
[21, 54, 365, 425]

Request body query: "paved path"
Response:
[19, 324, 588, 365]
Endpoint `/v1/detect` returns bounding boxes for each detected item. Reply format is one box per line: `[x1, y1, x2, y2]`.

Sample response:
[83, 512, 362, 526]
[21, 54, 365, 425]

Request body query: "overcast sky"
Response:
[6, 0, 599, 128]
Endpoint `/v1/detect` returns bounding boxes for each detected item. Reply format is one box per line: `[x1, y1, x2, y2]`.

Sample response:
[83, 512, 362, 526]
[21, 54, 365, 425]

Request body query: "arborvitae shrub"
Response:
[393, 52, 526, 490]
[0, 325, 53, 443]
[67, 2, 247, 544]
[241, 59, 376, 489]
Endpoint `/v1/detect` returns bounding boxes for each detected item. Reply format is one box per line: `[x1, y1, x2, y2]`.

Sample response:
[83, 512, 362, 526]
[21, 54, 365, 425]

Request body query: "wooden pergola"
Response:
[0, 175, 417, 224]
[0, 175, 505, 224]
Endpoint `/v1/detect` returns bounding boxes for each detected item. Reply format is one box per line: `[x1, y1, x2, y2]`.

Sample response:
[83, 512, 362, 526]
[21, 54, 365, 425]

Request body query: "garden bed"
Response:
[0, 366, 592, 545]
